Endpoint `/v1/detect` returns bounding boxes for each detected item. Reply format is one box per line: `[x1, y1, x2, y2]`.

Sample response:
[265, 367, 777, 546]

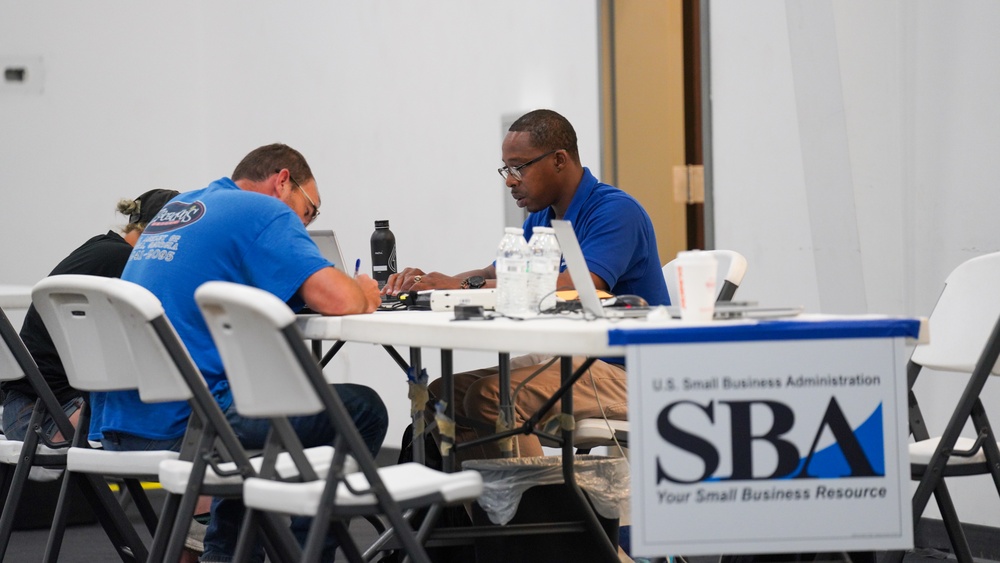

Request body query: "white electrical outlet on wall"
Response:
[1, 56, 45, 95]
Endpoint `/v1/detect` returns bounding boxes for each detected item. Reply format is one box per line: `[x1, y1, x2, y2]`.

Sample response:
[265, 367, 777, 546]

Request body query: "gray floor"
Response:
[3, 445, 402, 562]
[7, 518, 993, 563]
[4, 446, 998, 563]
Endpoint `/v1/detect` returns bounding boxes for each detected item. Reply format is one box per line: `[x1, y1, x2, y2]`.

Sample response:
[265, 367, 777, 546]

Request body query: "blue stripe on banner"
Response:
[607, 318, 921, 346]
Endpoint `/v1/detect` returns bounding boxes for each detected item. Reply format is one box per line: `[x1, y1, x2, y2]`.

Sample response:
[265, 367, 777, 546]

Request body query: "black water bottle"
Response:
[370, 220, 397, 289]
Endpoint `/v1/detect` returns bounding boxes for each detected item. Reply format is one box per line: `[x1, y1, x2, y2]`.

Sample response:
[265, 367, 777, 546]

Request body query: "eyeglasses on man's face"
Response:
[497, 149, 559, 181]
[288, 174, 320, 225]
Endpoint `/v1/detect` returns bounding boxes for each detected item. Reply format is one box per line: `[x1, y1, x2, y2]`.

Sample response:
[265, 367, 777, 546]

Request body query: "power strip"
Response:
[429, 288, 497, 311]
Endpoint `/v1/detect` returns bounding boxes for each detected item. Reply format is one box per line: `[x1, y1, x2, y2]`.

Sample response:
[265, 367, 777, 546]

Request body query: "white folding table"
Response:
[297, 311, 924, 560]
[298, 309, 650, 560]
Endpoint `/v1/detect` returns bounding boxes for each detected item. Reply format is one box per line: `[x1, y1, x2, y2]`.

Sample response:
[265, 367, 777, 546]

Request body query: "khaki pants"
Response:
[427, 355, 627, 463]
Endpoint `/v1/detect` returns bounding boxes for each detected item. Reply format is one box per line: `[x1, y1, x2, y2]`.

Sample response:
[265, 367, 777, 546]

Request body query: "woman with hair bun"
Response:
[1, 188, 179, 442]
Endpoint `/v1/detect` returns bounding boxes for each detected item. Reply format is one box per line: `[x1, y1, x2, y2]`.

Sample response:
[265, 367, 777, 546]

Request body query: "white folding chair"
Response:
[195, 280, 483, 563]
[1, 300, 152, 562]
[662, 248, 748, 304]
[568, 419, 631, 454]
[883, 252, 1000, 563]
[0, 305, 73, 558]
[32, 274, 305, 563]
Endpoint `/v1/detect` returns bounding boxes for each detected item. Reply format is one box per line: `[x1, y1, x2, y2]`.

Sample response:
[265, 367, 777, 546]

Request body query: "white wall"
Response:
[711, 0, 1000, 527]
[7, 0, 999, 533]
[0, 1, 601, 453]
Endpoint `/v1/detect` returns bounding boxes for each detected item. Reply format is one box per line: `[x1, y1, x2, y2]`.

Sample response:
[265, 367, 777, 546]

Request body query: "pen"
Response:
[354, 258, 361, 278]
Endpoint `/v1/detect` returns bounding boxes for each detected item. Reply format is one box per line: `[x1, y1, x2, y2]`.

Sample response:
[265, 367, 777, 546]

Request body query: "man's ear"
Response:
[553, 149, 567, 172]
[273, 168, 291, 197]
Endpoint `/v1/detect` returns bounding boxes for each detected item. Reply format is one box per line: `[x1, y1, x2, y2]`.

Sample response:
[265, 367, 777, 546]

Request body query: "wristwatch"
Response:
[461, 275, 486, 289]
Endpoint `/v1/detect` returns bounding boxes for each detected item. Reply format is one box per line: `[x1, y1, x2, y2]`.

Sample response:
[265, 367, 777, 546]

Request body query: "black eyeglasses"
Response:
[497, 149, 559, 181]
[288, 174, 320, 225]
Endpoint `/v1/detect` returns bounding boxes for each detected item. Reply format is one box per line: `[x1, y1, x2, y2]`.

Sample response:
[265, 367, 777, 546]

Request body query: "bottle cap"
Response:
[504, 227, 524, 235]
[375, 220, 390, 228]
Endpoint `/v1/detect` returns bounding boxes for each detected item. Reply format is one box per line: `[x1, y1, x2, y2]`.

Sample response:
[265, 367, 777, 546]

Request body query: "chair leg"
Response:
[969, 404, 1000, 494]
[70, 473, 150, 563]
[331, 520, 364, 563]
[0, 406, 51, 558]
[930, 480, 975, 563]
[362, 512, 415, 561]
[414, 503, 442, 544]
[302, 514, 368, 563]
[258, 510, 304, 563]
[0, 462, 12, 509]
[162, 476, 205, 563]
[364, 514, 386, 535]
[0, 443, 40, 557]
[232, 506, 260, 563]
[0, 467, 8, 557]
[259, 522, 292, 563]
[302, 512, 334, 563]
[147, 491, 183, 563]
[88, 475, 150, 563]
[123, 477, 159, 535]
[42, 467, 76, 563]
[0, 464, 9, 543]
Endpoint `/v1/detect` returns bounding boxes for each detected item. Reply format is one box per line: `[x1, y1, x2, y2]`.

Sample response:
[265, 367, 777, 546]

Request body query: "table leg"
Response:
[560, 356, 620, 562]
[441, 349, 454, 472]
[409, 347, 425, 466]
[498, 353, 515, 458]
[561, 357, 574, 475]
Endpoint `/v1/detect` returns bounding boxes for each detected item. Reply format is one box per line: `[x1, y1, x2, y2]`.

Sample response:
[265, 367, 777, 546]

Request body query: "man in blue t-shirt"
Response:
[382, 109, 668, 461]
[94, 144, 387, 562]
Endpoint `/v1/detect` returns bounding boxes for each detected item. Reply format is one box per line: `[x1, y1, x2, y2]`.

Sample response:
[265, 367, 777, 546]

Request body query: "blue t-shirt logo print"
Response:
[144, 200, 206, 234]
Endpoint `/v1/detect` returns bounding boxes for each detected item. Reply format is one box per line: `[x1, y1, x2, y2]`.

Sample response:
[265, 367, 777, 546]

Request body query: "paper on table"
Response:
[556, 289, 613, 301]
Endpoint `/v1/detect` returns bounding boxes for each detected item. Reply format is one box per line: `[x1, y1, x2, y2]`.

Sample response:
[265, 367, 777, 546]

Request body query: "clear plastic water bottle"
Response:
[495, 227, 530, 316]
[370, 220, 396, 289]
[526, 226, 561, 313]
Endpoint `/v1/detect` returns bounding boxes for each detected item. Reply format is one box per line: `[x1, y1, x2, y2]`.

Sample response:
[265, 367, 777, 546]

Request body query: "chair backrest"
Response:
[194, 281, 324, 418]
[1, 303, 83, 440]
[31, 274, 194, 403]
[662, 249, 748, 303]
[0, 307, 27, 383]
[911, 251, 1000, 374]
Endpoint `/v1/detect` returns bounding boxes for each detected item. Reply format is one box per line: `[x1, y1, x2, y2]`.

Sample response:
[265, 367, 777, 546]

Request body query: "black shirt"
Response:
[2, 231, 133, 404]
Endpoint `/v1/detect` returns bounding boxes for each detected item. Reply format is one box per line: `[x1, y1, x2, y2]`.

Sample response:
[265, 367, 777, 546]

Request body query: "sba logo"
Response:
[656, 398, 884, 484]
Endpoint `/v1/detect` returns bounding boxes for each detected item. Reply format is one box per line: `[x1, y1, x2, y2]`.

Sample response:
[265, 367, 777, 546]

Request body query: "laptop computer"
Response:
[551, 220, 651, 319]
[665, 302, 804, 320]
[308, 229, 350, 275]
[307, 230, 404, 309]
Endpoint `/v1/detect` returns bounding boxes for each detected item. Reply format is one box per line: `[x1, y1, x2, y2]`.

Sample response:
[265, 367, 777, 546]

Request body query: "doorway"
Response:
[599, 0, 705, 261]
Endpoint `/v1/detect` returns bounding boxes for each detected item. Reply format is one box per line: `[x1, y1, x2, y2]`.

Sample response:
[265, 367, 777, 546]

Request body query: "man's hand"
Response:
[382, 267, 462, 295]
[354, 274, 381, 313]
[301, 267, 380, 315]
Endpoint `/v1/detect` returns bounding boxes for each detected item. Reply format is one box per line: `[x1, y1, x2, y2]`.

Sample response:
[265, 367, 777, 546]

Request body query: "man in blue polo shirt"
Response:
[95, 144, 387, 563]
[382, 109, 668, 461]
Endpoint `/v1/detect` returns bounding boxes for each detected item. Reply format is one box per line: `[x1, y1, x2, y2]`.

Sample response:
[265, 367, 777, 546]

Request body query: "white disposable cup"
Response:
[675, 250, 718, 322]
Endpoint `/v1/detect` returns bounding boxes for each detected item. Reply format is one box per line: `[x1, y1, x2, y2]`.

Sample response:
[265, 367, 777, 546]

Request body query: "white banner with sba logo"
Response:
[622, 326, 913, 556]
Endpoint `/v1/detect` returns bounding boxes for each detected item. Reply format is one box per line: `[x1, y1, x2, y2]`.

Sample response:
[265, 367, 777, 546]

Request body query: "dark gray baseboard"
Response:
[913, 517, 1000, 561]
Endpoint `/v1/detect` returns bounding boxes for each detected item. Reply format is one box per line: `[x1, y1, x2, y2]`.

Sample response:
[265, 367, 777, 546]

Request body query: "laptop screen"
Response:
[551, 220, 648, 319]
[308, 230, 349, 275]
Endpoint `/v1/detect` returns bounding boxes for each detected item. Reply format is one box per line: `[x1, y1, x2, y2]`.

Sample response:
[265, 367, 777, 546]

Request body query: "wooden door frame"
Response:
[599, 0, 711, 256]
